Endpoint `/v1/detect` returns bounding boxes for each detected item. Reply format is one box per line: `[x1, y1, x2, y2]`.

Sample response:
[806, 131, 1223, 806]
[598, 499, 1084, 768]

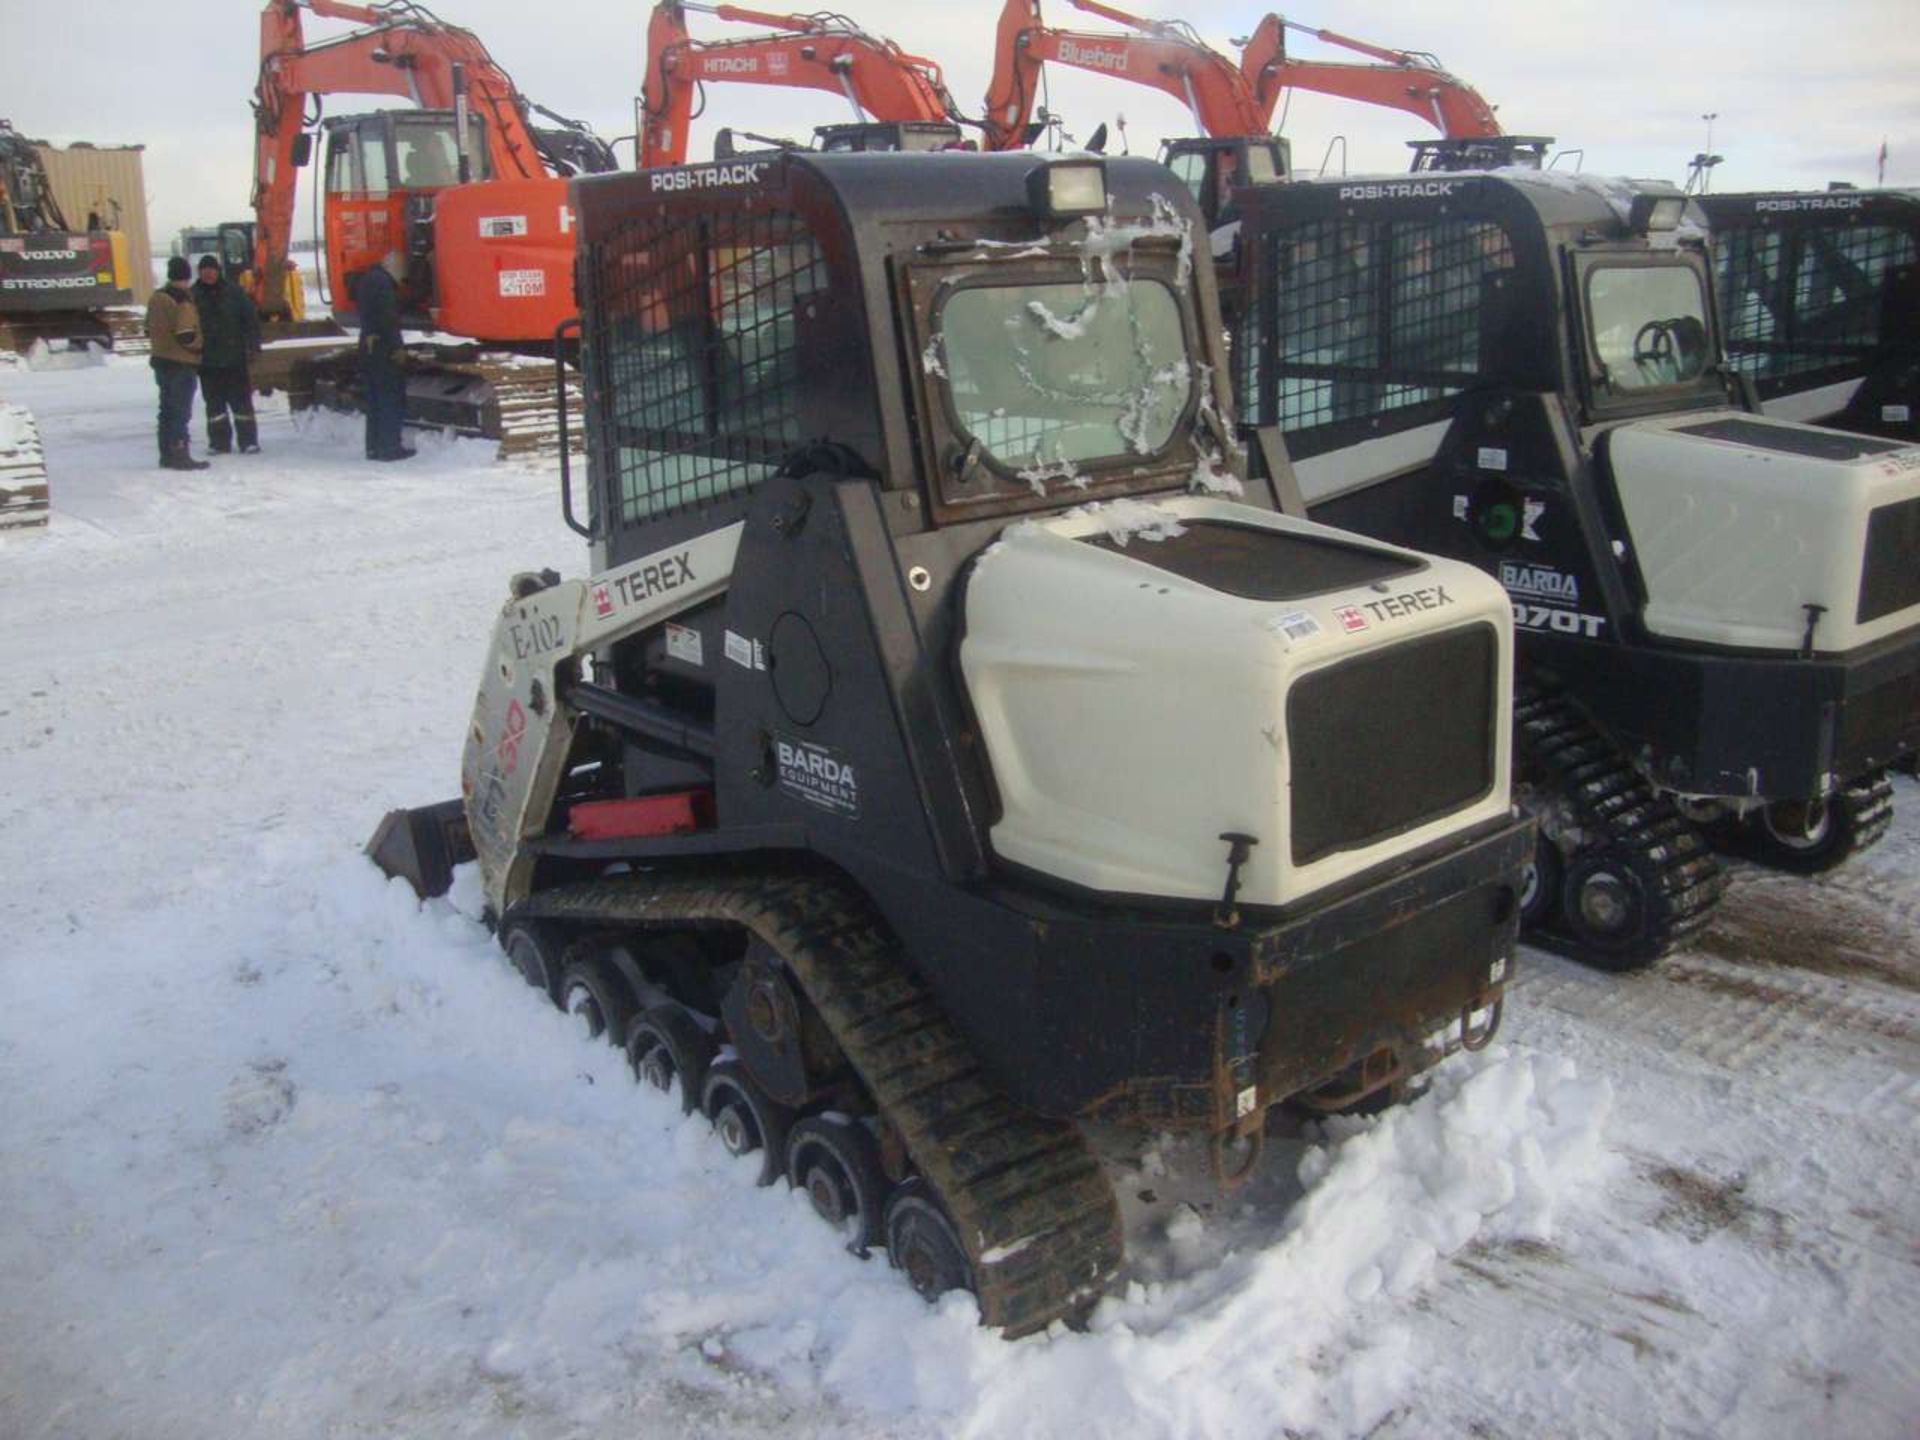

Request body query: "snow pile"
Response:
[881, 1048, 1615, 1440]
[24, 336, 110, 371]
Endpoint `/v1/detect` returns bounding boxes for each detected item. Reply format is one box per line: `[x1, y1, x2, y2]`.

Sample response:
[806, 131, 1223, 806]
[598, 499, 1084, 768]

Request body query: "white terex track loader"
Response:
[1233, 171, 1920, 968]
[371, 151, 1532, 1337]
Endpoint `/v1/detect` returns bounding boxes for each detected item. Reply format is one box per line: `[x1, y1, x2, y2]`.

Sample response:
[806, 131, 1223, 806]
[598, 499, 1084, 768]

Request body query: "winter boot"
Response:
[236, 414, 261, 454]
[158, 434, 172, 470]
[207, 415, 233, 454]
[168, 439, 210, 472]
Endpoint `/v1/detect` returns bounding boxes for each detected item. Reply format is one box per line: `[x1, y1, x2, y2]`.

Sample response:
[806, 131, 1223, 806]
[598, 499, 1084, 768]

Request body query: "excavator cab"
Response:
[319, 110, 491, 322]
[1407, 136, 1553, 174]
[1158, 137, 1288, 231]
[815, 122, 966, 153]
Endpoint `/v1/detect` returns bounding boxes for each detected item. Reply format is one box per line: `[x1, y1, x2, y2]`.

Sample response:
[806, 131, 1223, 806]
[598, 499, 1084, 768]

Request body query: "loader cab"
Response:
[1159, 137, 1289, 230]
[1698, 188, 1920, 441]
[319, 110, 491, 322]
[573, 151, 1241, 570]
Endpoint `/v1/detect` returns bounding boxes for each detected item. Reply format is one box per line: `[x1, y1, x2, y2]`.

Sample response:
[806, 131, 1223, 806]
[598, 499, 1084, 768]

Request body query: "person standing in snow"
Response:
[143, 256, 209, 471]
[356, 251, 414, 462]
[191, 254, 263, 455]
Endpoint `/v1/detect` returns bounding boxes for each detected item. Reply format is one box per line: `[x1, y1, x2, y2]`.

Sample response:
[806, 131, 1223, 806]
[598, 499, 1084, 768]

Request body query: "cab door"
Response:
[323, 117, 401, 321]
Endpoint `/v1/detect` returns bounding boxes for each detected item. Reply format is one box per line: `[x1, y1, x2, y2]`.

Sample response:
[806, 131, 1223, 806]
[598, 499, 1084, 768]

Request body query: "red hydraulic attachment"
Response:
[982, 0, 1268, 151]
[1236, 13, 1502, 139]
[641, 1, 965, 169]
[251, 0, 581, 340]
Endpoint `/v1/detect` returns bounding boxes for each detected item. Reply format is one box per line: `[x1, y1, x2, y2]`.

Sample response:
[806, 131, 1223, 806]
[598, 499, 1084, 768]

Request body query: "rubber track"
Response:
[1832, 770, 1895, 864]
[511, 869, 1123, 1337]
[1516, 683, 1728, 963]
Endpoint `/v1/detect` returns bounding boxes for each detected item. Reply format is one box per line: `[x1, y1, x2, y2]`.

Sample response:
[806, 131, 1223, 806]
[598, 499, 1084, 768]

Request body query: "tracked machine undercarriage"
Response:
[371, 152, 1532, 1332]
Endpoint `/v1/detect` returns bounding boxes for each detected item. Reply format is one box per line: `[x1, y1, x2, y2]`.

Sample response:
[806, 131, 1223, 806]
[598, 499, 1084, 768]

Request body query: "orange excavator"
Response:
[640, 2, 971, 167]
[253, 0, 612, 335]
[1236, 12, 1546, 174]
[250, 0, 614, 450]
[983, 2, 1536, 231]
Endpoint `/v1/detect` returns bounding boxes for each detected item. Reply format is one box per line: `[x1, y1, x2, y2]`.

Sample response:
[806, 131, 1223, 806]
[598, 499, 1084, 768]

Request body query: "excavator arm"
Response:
[981, 0, 1267, 151]
[251, 0, 551, 315]
[1237, 13, 1502, 139]
[640, 1, 962, 169]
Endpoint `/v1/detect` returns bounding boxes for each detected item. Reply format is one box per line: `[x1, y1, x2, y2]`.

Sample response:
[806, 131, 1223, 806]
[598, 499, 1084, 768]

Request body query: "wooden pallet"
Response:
[0, 402, 50, 531]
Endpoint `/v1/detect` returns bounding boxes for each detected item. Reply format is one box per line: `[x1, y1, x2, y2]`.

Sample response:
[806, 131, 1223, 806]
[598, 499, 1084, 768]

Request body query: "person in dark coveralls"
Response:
[143, 257, 209, 471]
[191, 254, 264, 454]
[357, 251, 414, 461]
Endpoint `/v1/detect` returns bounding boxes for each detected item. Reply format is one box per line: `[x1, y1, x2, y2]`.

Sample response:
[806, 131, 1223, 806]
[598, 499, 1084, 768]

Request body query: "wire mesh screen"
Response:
[1238, 218, 1513, 434]
[1717, 222, 1916, 381]
[590, 210, 827, 525]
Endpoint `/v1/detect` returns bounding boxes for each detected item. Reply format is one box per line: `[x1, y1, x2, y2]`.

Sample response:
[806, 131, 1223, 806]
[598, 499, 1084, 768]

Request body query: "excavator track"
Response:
[1516, 681, 1728, 969]
[0, 401, 50, 531]
[289, 345, 581, 461]
[511, 867, 1124, 1337]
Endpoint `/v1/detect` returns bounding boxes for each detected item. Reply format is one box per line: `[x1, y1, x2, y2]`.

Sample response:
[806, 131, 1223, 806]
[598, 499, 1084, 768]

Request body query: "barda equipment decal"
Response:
[774, 735, 859, 817]
[479, 215, 529, 238]
[498, 269, 546, 297]
[1500, 560, 1607, 637]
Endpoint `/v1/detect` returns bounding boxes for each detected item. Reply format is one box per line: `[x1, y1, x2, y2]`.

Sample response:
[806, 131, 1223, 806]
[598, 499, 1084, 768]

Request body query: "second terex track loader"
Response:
[1232, 170, 1920, 967]
[369, 151, 1532, 1335]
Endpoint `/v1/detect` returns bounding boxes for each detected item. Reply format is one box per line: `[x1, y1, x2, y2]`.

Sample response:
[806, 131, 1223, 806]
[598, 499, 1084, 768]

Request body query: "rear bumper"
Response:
[882, 812, 1534, 1133]
[1533, 627, 1920, 799]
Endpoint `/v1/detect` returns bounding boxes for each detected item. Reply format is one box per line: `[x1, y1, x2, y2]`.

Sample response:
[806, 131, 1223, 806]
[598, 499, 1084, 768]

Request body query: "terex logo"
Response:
[650, 162, 767, 193]
[1057, 39, 1129, 72]
[702, 56, 759, 74]
[1338, 181, 1457, 201]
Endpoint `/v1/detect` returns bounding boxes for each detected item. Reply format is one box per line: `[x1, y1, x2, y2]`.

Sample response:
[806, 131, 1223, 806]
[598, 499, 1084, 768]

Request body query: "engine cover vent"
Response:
[1081, 520, 1425, 601]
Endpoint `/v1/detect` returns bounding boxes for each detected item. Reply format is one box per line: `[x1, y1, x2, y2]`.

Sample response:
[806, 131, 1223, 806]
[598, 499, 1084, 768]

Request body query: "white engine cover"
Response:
[1607, 413, 1920, 653]
[960, 497, 1514, 909]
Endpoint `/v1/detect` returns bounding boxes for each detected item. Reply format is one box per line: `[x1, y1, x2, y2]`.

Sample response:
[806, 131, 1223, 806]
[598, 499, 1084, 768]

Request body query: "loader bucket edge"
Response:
[365, 799, 473, 900]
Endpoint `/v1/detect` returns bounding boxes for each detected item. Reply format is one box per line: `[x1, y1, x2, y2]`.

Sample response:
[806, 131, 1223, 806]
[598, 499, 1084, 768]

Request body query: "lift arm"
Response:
[251, 0, 552, 314]
[640, 1, 963, 169]
[981, 0, 1268, 151]
[1237, 13, 1502, 139]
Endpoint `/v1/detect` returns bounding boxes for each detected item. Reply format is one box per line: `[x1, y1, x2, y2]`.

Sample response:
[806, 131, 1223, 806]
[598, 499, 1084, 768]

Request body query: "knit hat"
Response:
[197, 254, 221, 274]
[166, 256, 191, 282]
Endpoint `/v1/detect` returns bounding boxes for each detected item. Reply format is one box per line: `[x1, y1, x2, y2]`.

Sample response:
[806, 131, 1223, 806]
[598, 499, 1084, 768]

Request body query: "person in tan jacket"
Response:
[144, 257, 209, 471]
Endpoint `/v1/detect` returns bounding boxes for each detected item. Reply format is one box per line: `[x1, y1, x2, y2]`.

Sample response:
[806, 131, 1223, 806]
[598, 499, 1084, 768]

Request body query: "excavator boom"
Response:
[982, 0, 1266, 150]
[1237, 12, 1502, 139]
[640, 1, 962, 169]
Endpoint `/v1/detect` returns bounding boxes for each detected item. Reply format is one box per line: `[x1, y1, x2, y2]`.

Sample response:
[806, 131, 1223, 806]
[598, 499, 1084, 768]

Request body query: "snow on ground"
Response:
[1, 356, 1916, 1438]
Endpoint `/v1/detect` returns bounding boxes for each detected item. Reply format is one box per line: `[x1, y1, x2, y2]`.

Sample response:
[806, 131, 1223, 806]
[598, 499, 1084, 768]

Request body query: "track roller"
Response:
[787, 1114, 890, 1254]
[499, 920, 564, 1001]
[558, 955, 635, 1044]
[884, 1179, 974, 1304]
[701, 1059, 793, 1186]
[626, 1003, 715, 1115]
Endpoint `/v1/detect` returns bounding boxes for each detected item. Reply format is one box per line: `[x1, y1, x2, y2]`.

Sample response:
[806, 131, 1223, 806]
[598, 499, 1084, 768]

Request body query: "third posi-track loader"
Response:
[370, 151, 1532, 1334]
[1232, 170, 1920, 969]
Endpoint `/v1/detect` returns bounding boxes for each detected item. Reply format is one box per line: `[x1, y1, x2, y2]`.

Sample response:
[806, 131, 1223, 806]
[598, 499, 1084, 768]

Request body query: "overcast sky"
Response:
[3, 0, 1915, 249]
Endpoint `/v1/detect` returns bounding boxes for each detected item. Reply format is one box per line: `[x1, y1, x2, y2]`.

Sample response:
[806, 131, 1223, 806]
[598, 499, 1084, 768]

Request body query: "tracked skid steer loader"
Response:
[370, 152, 1532, 1334]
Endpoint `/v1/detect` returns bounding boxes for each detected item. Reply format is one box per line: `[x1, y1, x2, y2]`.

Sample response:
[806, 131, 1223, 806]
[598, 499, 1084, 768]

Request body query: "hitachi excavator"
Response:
[251, 0, 616, 452]
[980, 3, 1538, 238]
[639, 1, 973, 165]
